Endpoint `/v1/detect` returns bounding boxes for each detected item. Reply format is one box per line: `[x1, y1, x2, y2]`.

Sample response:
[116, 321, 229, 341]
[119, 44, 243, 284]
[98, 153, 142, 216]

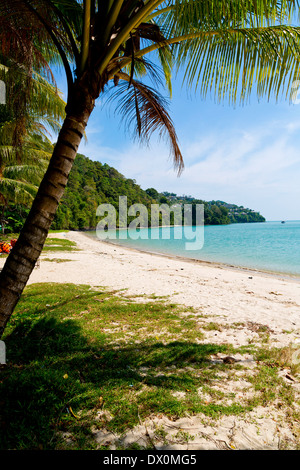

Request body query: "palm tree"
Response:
[1, 0, 300, 336]
[0, 57, 65, 233]
[0, 132, 55, 234]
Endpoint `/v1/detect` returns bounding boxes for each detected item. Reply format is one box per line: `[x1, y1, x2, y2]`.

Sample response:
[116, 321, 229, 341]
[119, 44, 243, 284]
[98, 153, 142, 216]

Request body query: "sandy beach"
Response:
[2, 230, 300, 449]
[26, 230, 300, 338]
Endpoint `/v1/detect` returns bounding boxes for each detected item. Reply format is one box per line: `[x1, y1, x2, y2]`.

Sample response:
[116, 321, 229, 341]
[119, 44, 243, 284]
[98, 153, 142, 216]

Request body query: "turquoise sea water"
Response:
[88, 221, 300, 277]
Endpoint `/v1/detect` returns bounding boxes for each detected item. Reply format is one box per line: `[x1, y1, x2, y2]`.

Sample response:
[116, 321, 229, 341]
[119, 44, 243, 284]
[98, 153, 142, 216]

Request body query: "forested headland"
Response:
[2, 153, 265, 233]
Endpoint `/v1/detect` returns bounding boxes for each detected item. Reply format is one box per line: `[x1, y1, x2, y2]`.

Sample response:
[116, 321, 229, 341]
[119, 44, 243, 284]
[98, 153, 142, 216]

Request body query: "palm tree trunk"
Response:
[0, 86, 95, 337]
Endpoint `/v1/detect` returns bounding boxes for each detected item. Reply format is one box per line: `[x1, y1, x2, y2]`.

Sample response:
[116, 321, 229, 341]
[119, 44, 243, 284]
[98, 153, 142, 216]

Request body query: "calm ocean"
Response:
[88, 221, 300, 277]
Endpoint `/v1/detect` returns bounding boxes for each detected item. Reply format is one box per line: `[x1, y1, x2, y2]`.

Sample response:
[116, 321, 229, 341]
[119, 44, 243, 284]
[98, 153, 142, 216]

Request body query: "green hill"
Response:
[156, 193, 265, 225]
[51, 153, 155, 230]
[2, 153, 265, 233]
[51, 154, 265, 230]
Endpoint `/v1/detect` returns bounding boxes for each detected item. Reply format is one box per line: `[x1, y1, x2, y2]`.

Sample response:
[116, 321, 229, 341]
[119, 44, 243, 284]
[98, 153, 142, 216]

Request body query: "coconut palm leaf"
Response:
[107, 71, 184, 173]
[148, 0, 300, 103]
[0, 177, 38, 203]
[103, 1, 300, 106]
[0, 57, 59, 211]
[2, 0, 300, 336]
[3, 164, 47, 184]
[169, 24, 300, 103]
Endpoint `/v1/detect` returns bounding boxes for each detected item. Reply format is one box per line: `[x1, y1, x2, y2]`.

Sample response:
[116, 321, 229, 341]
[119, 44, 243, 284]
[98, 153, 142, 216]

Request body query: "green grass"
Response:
[0, 283, 242, 450]
[42, 258, 73, 263]
[0, 234, 77, 255]
[1, 283, 299, 450]
[48, 230, 70, 233]
[42, 238, 79, 252]
[0, 232, 19, 243]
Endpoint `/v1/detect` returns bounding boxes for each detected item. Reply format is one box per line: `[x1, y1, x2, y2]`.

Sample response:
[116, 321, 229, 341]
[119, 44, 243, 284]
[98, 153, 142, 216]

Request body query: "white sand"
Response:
[28, 230, 300, 337]
[2, 230, 300, 449]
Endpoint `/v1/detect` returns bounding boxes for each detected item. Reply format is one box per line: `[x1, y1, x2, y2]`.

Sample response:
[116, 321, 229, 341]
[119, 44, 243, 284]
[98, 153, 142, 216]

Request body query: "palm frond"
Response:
[0, 176, 38, 204]
[107, 72, 184, 174]
[3, 163, 47, 183]
[170, 24, 300, 104]
[154, 0, 300, 103]
[158, 0, 300, 37]
[156, 42, 174, 97]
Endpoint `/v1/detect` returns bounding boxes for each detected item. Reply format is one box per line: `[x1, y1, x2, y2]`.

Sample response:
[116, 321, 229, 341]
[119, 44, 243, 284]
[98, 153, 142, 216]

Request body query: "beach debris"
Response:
[68, 406, 80, 419]
[78, 370, 85, 383]
[0, 239, 17, 254]
[222, 356, 238, 364]
[285, 373, 297, 382]
[98, 396, 104, 408]
[246, 321, 274, 334]
[0, 242, 10, 253]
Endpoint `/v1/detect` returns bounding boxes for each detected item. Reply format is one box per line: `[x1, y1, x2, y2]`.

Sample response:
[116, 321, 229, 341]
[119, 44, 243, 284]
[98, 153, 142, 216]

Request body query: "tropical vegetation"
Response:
[0, 51, 66, 233]
[1, 0, 300, 336]
[2, 152, 265, 232]
[1, 279, 299, 449]
[50, 154, 265, 229]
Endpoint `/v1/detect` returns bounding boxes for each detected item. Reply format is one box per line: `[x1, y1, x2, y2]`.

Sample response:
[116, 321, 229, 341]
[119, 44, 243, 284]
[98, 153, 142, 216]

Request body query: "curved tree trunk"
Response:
[0, 86, 95, 337]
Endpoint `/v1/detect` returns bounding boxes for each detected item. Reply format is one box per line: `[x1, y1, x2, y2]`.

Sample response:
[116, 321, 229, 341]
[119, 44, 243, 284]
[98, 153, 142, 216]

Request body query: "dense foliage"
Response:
[51, 153, 155, 230]
[52, 154, 265, 230]
[160, 193, 265, 225]
[2, 153, 265, 233]
[0, 53, 66, 234]
[0, 0, 295, 338]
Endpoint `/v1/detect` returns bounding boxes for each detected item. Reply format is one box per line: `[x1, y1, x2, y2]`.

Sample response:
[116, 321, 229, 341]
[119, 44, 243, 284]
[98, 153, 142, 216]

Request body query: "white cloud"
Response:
[284, 119, 300, 134]
[76, 113, 300, 220]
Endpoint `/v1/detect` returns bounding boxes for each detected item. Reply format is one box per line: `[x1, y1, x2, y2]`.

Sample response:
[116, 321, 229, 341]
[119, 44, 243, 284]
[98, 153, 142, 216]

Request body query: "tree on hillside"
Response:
[1, 0, 300, 336]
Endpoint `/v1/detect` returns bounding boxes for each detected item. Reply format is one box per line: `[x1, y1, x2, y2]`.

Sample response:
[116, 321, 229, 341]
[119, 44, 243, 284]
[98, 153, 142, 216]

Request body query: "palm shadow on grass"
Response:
[0, 284, 242, 450]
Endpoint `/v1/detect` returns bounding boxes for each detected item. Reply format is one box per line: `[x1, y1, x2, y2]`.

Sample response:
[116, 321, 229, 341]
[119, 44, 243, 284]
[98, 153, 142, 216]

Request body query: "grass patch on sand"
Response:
[0, 232, 19, 243]
[48, 230, 70, 233]
[0, 234, 76, 256]
[1, 283, 299, 450]
[42, 258, 73, 263]
[42, 238, 79, 252]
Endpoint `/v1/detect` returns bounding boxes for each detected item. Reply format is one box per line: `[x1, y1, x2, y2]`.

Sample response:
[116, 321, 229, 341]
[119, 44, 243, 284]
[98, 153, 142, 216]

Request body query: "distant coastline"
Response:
[2, 153, 266, 234]
[2, 230, 300, 450]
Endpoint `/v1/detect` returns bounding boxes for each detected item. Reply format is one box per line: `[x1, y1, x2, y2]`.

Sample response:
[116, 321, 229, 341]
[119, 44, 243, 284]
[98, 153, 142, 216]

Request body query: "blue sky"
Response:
[54, 67, 300, 222]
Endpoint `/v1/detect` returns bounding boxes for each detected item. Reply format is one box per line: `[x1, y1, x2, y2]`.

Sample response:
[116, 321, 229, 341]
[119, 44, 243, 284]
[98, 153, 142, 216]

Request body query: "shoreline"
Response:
[2, 230, 300, 450]
[83, 230, 300, 283]
[2, 229, 300, 334]
[5, 229, 297, 335]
